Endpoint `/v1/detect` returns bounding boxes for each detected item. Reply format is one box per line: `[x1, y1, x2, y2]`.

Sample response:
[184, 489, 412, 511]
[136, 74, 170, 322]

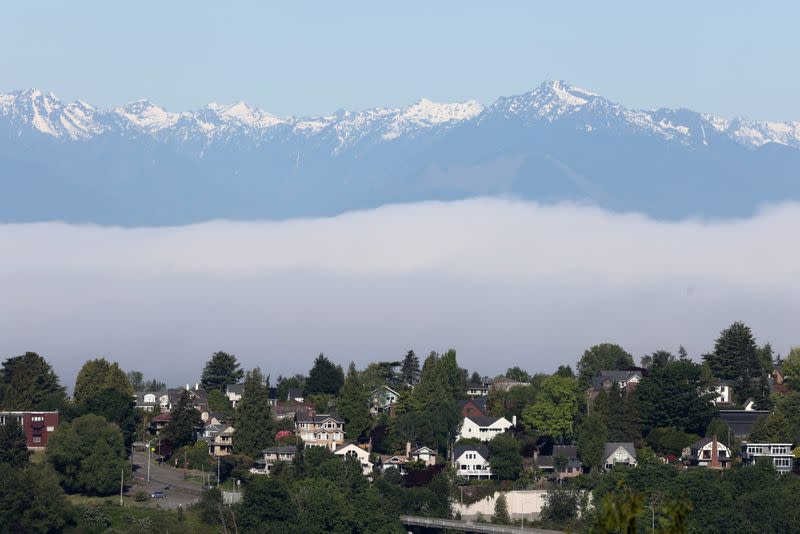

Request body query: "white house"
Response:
[334, 442, 374, 476]
[410, 445, 437, 466]
[685, 437, 731, 468]
[226, 383, 244, 408]
[369, 385, 401, 415]
[250, 446, 298, 475]
[453, 444, 492, 479]
[296, 411, 345, 450]
[742, 442, 794, 473]
[603, 442, 637, 470]
[710, 380, 734, 405]
[458, 415, 515, 442]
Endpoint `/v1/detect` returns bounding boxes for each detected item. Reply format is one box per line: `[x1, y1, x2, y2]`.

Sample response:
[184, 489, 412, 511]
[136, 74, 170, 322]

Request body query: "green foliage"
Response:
[360, 361, 402, 391]
[771, 392, 800, 443]
[781, 346, 800, 391]
[578, 412, 609, 470]
[0, 416, 30, 467]
[46, 413, 128, 495]
[338, 362, 371, 441]
[276, 373, 306, 401]
[174, 441, 214, 471]
[556, 364, 575, 378]
[577, 343, 635, 388]
[233, 367, 274, 457]
[703, 322, 766, 402]
[239, 476, 299, 533]
[521, 374, 579, 439]
[0, 463, 72, 533]
[401, 350, 420, 385]
[492, 493, 511, 524]
[636, 359, 716, 436]
[206, 388, 233, 414]
[0, 351, 67, 410]
[73, 358, 133, 402]
[505, 366, 531, 382]
[72, 387, 139, 450]
[306, 353, 345, 395]
[200, 351, 244, 392]
[748, 412, 792, 443]
[641, 350, 676, 369]
[541, 487, 583, 523]
[164, 389, 202, 448]
[489, 433, 523, 480]
[646, 427, 700, 457]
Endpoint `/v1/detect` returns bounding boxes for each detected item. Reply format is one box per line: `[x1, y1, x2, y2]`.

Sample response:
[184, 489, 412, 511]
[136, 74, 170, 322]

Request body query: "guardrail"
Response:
[399, 515, 564, 533]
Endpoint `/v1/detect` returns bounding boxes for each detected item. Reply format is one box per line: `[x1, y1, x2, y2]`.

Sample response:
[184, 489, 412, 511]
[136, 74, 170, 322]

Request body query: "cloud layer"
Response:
[2, 199, 798, 388]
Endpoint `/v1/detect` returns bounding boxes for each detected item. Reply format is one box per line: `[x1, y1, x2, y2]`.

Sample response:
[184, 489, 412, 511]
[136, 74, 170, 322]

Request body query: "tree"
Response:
[541, 487, 582, 523]
[207, 388, 233, 414]
[0, 416, 30, 467]
[73, 358, 132, 402]
[200, 351, 244, 392]
[46, 414, 127, 495]
[577, 412, 608, 470]
[306, 353, 345, 395]
[749, 413, 792, 443]
[164, 390, 202, 448]
[0, 464, 72, 533]
[75, 387, 139, 450]
[293, 478, 354, 533]
[489, 434, 523, 480]
[641, 350, 675, 370]
[0, 352, 66, 410]
[401, 350, 420, 386]
[234, 368, 274, 457]
[493, 493, 511, 524]
[703, 322, 764, 401]
[276, 374, 306, 401]
[555, 365, 575, 378]
[522, 375, 579, 440]
[338, 363, 371, 441]
[781, 347, 800, 391]
[506, 366, 531, 383]
[239, 476, 298, 533]
[577, 344, 634, 387]
[127, 370, 144, 391]
[646, 427, 700, 456]
[636, 359, 716, 436]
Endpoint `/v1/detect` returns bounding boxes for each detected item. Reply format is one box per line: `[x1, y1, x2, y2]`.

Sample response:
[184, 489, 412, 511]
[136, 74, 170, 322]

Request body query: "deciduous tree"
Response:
[73, 358, 132, 402]
[488, 434, 522, 480]
[164, 390, 202, 448]
[522, 375, 579, 440]
[577, 344, 634, 388]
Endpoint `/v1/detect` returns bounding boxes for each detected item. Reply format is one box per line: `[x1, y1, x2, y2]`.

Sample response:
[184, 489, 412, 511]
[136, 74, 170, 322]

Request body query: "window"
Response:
[32, 416, 44, 422]
[461, 465, 468, 470]
[615, 452, 628, 462]
[774, 457, 791, 468]
[32, 436, 42, 443]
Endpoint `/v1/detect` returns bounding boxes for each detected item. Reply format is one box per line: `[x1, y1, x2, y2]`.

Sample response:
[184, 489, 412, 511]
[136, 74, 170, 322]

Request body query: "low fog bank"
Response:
[1, 199, 798, 387]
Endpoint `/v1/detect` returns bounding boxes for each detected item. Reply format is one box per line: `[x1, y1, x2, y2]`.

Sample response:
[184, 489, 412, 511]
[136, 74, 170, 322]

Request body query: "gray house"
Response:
[603, 442, 637, 470]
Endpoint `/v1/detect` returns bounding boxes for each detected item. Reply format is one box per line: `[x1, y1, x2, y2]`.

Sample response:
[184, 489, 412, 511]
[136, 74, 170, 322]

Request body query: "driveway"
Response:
[128, 447, 206, 510]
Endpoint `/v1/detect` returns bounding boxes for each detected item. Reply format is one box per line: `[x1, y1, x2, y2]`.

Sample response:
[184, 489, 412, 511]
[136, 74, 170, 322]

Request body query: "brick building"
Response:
[0, 411, 59, 449]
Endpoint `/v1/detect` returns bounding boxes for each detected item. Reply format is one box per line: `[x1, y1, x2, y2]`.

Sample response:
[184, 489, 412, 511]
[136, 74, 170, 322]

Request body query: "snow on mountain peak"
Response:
[402, 97, 484, 124]
[116, 99, 179, 132]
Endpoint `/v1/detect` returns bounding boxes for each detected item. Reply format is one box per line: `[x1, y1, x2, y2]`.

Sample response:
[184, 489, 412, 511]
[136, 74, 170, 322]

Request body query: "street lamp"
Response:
[145, 437, 159, 483]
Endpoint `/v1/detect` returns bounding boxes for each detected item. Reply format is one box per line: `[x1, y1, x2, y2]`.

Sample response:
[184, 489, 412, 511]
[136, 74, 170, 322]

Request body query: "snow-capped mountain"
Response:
[1, 80, 798, 150]
[1, 81, 799, 225]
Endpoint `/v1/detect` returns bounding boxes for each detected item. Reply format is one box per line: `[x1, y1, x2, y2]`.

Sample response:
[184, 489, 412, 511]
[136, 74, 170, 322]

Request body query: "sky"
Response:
[1, 1, 798, 120]
[1, 199, 798, 388]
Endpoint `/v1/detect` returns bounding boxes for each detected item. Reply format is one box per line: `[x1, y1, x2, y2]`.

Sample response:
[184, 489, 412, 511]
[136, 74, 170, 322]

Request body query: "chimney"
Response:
[406, 441, 412, 459]
[710, 435, 720, 468]
[367, 437, 373, 454]
[186, 383, 190, 391]
[512, 415, 517, 427]
[195, 382, 199, 391]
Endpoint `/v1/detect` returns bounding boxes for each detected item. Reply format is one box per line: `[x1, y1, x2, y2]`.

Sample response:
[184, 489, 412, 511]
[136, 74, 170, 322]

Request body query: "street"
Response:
[128, 446, 206, 510]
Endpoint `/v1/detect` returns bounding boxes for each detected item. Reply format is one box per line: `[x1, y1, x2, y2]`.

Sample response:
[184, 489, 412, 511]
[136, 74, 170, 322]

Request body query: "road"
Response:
[128, 446, 206, 510]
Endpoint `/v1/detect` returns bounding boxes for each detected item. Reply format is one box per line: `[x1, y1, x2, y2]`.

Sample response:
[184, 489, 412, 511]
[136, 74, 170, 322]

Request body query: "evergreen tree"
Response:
[555, 365, 574, 378]
[126, 370, 144, 391]
[678, 345, 690, 360]
[488, 434, 522, 480]
[338, 363, 371, 441]
[781, 347, 800, 391]
[0, 464, 72, 533]
[164, 390, 202, 448]
[0, 416, 30, 467]
[438, 349, 467, 401]
[703, 322, 764, 401]
[468, 371, 483, 386]
[234, 368, 275, 457]
[577, 412, 608, 470]
[400, 350, 420, 385]
[640, 350, 675, 369]
[0, 352, 66, 410]
[493, 494, 511, 524]
[73, 358, 132, 402]
[200, 351, 244, 392]
[506, 366, 531, 383]
[306, 353, 345, 395]
[605, 384, 627, 441]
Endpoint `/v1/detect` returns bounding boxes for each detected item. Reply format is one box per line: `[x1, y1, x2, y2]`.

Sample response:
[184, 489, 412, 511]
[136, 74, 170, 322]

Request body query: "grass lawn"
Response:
[65, 498, 220, 534]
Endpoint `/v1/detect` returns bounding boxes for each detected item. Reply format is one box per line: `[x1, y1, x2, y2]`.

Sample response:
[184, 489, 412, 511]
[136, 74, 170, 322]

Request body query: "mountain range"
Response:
[2, 80, 799, 225]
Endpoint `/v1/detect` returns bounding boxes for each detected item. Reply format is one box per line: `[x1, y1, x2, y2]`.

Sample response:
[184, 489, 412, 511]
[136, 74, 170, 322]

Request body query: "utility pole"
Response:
[120, 468, 124, 507]
[217, 455, 221, 487]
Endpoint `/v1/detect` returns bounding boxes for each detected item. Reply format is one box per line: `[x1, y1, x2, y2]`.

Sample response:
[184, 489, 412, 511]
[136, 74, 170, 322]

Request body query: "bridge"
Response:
[399, 515, 564, 533]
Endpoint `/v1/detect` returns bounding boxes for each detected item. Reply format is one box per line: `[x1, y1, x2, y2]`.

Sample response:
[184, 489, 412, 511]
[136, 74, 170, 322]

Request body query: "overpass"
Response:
[400, 515, 564, 533]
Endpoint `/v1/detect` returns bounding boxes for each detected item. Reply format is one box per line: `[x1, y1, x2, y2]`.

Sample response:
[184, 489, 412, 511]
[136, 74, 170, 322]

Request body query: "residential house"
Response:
[274, 401, 298, 421]
[334, 442, 374, 475]
[296, 410, 345, 450]
[710, 380, 734, 405]
[684, 436, 731, 469]
[287, 388, 304, 403]
[409, 445, 437, 466]
[148, 413, 171, 435]
[536, 445, 583, 478]
[134, 391, 163, 412]
[490, 376, 527, 393]
[459, 396, 488, 418]
[200, 421, 226, 448]
[453, 443, 492, 479]
[742, 398, 758, 411]
[165, 385, 209, 419]
[741, 442, 794, 473]
[377, 454, 408, 473]
[0, 411, 59, 449]
[369, 385, 401, 415]
[719, 410, 772, 438]
[225, 383, 244, 408]
[588, 370, 642, 406]
[251, 446, 298, 475]
[603, 442, 637, 470]
[458, 414, 515, 442]
[211, 425, 234, 457]
[466, 377, 490, 398]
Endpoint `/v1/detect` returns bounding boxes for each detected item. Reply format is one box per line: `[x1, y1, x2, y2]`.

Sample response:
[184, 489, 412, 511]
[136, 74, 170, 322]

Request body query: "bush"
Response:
[134, 491, 148, 502]
[540, 487, 583, 523]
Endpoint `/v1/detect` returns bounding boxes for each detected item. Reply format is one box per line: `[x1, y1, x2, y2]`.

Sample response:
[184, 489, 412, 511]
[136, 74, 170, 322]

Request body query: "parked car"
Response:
[150, 491, 166, 499]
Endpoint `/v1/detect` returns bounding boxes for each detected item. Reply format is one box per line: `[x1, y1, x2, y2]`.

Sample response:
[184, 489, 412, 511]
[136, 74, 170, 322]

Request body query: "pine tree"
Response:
[0, 352, 66, 410]
[606, 384, 626, 441]
[306, 354, 345, 395]
[493, 494, 511, 524]
[400, 350, 420, 385]
[338, 363, 371, 441]
[200, 351, 244, 392]
[704, 322, 761, 386]
[164, 390, 202, 447]
[0, 416, 30, 467]
[234, 368, 274, 457]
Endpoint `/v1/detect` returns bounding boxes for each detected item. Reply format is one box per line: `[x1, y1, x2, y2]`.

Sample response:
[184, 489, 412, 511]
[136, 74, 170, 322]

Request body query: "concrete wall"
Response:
[452, 490, 548, 520]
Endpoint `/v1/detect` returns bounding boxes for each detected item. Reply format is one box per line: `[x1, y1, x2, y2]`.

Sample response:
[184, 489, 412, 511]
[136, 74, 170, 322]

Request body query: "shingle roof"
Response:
[553, 445, 578, 459]
[465, 415, 508, 427]
[226, 383, 244, 395]
[719, 410, 771, 438]
[604, 442, 636, 460]
[454, 443, 490, 460]
[295, 411, 345, 424]
[591, 370, 642, 390]
[262, 446, 298, 455]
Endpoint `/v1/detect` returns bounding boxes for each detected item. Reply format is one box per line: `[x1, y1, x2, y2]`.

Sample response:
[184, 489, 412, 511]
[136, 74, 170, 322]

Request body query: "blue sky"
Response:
[1, 1, 798, 119]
